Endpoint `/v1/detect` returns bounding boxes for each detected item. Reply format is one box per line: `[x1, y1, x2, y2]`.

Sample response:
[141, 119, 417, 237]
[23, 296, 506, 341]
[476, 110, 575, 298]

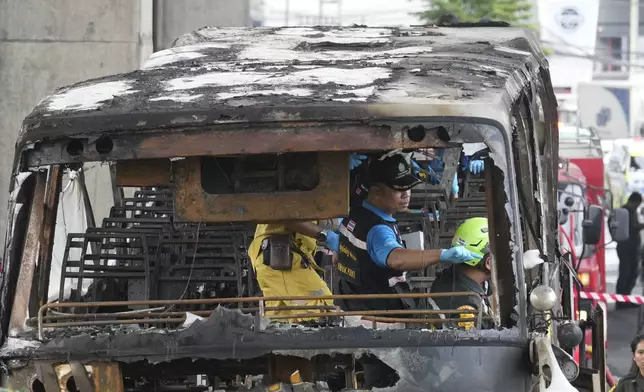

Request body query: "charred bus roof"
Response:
[17, 25, 547, 169]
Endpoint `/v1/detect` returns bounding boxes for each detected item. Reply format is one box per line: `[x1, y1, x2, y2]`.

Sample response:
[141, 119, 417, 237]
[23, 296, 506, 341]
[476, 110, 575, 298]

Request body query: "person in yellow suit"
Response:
[248, 153, 369, 323]
[248, 220, 339, 323]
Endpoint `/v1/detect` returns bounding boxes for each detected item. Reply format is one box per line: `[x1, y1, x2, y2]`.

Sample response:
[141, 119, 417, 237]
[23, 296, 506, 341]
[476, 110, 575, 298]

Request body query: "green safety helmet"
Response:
[451, 217, 490, 267]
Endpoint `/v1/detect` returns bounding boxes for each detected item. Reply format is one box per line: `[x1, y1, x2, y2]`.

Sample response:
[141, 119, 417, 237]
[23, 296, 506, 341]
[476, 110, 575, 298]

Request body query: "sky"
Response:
[262, 0, 427, 27]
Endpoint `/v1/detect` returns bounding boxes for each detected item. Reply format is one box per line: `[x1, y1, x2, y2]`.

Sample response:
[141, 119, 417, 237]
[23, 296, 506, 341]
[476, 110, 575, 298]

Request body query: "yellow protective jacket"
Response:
[248, 222, 333, 322]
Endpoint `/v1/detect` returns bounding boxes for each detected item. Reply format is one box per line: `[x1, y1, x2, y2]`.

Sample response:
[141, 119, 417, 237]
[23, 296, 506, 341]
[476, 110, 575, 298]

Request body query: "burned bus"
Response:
[0, 25, 625, 391]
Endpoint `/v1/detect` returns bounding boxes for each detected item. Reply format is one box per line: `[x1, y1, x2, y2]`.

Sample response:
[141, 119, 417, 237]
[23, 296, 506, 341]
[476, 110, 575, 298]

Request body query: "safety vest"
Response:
[336, 204, 409, 311]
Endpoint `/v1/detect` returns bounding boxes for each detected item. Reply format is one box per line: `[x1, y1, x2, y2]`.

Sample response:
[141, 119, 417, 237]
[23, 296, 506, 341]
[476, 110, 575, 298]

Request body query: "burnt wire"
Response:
[163, 157, 208, 316]
[159, 221, 202, 317]
[177, 221, 202, 301]
[574, 247, 587, 280]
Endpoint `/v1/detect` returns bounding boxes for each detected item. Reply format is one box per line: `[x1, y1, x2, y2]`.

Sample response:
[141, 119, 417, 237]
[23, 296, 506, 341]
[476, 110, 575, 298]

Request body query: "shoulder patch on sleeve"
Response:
[347, 220, 356, 232]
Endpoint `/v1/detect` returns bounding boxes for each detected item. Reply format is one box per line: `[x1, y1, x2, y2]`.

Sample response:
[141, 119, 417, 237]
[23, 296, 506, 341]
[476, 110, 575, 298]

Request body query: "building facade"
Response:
[594, 1, 639, 79]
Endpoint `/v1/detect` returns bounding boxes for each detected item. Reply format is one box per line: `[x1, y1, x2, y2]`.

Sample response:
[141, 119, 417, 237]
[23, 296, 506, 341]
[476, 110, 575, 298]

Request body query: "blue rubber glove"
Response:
[469, 160, 484, 175]
[350, 154, 368, 170]
[451, 173, 459, 196]
[440, 246, 483, 264]
[326, 231, 340, 253]
[424, 164, 440, 185]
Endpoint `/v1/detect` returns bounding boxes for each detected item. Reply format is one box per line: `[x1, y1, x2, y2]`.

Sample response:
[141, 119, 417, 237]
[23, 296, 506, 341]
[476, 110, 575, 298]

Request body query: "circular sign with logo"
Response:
[556, 7, 584, 31]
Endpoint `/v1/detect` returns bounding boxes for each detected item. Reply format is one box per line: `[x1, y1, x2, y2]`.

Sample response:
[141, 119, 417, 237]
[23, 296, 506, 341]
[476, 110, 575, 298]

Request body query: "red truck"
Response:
[558, 124, 615, 387]
[558, 158, 606, 295]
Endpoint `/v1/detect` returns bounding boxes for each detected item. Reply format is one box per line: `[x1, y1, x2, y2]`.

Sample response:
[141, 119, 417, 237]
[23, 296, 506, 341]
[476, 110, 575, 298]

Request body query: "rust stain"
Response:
[38, 165, 63, 307]
[91, 362, 125, 392]
[267, 309, 487, 320]
[137, 125, 449, 159]
[115, 158, 171, 186]
[172, 152, 350, 222]
[9, 170, 47, 335]
[24, 122, 452, 168]
[37, 292, 480, 335]
[38, 291, 477, 310]
[70, 361, 95, 392]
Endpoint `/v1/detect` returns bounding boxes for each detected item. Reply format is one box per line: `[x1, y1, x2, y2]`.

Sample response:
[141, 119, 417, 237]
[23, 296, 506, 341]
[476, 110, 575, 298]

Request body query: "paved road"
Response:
[605, 243, 642, 379]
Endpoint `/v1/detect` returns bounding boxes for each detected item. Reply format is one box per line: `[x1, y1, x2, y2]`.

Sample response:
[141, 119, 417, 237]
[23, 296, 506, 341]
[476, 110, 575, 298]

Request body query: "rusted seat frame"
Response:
[36, 292, 488, 340]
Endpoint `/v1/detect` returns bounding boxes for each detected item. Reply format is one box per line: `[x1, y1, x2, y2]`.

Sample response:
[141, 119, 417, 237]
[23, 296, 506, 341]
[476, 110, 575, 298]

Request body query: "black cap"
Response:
[367, 153, 423, 191]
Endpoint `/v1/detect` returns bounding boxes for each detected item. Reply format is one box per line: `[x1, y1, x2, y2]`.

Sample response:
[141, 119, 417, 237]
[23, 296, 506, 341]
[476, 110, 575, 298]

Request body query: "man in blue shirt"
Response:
[336, 153, 482, 312]
[332, 153, 482, 390]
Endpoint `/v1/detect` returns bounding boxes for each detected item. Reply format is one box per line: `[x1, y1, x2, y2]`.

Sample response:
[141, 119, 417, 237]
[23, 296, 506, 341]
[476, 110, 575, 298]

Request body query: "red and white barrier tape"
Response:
[578, 291, 644, 304]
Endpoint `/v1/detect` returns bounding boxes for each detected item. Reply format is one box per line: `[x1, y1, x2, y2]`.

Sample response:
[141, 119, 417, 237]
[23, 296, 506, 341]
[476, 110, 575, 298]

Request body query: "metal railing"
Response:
[37, 292, 487, 340]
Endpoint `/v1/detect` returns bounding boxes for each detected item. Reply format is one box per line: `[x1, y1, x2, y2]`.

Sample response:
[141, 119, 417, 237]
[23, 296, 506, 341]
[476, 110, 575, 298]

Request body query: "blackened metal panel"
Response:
[369, 345, 530, 392]
[4, 308, 532, 391]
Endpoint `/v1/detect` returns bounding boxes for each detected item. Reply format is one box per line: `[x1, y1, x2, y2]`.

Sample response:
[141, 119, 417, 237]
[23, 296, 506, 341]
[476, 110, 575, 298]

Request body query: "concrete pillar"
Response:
[0, 0, 254, 247]
[154, 0, 251, 50]
[0, 0, 143, 244]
